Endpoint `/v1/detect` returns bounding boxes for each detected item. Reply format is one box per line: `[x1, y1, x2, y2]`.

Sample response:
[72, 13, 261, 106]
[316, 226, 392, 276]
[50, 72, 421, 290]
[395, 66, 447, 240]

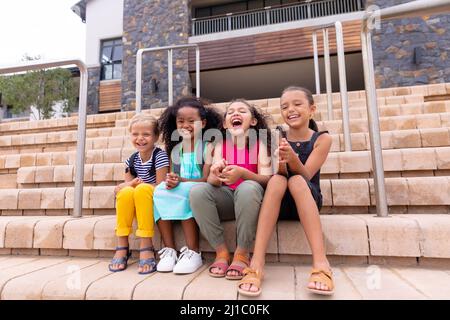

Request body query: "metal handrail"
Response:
[361, 0, 450, 217]
[312, 21, 352, 152]
[0, 59, 88, 218]
[136, 44, 200, 113]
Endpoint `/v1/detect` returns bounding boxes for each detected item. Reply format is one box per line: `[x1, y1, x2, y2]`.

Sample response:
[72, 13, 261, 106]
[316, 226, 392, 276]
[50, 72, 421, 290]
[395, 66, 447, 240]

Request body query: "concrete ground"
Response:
[0, 256, 449, 300]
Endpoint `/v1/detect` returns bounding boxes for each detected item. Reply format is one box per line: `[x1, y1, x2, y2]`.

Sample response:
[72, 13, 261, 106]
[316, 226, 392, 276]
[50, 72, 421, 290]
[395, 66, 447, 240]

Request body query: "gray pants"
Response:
[190, 181, 264, 251]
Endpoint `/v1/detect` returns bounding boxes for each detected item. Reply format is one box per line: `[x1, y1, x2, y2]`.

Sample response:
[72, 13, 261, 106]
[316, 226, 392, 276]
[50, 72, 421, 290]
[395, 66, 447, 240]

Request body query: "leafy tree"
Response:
[0, 55, 78, 119]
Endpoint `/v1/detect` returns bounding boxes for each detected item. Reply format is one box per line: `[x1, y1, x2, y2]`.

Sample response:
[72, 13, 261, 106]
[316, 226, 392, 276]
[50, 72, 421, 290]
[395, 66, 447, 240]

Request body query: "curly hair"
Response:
[224, 98, 272, 154]
[158, 96, 223, 157]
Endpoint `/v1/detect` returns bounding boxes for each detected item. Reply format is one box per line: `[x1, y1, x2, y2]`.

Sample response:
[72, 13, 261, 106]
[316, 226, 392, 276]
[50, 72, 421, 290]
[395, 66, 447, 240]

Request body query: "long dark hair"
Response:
[281, 86, 319, 132]
[159, 96, 223, 157]
[223, 98, 271, 154]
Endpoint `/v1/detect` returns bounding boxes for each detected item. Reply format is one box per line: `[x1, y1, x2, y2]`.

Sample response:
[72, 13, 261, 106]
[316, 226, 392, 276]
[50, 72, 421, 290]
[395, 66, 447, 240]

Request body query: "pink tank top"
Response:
[222, 139, 259, 190]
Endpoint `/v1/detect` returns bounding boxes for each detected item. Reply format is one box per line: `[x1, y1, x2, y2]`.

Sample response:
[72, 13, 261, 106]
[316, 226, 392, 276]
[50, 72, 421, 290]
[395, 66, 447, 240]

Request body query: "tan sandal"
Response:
[237, 268, 263, 297]
[208, 251, 231, 278]
[225, 252, 250, 280]
[307, 268, 335, 295]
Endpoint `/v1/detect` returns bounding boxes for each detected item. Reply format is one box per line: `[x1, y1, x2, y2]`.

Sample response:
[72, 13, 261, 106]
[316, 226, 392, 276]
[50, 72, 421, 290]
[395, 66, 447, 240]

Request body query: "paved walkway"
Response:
[0, 256, 449, 300]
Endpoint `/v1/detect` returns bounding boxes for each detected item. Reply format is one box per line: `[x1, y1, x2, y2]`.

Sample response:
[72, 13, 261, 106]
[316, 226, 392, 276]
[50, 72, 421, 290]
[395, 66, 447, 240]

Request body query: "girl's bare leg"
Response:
[239, 175, 288, 293]
[288, 175, 331, 292]
[181, 218, 200, 252]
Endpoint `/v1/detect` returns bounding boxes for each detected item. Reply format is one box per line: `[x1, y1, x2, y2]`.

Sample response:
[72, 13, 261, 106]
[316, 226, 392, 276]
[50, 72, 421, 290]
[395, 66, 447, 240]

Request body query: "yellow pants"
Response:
[115, 184, 155, 238]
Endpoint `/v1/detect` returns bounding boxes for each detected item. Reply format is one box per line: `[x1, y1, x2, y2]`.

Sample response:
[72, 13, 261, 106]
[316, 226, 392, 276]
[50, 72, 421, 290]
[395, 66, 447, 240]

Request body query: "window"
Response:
[100, 38, 122, 80]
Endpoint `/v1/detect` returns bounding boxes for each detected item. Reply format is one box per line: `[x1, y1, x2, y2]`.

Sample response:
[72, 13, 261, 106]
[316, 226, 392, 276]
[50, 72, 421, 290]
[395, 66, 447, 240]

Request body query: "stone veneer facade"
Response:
[368, 0, 450, 88]
[87, 67, 100, 114]
[121, 0, 191, 111]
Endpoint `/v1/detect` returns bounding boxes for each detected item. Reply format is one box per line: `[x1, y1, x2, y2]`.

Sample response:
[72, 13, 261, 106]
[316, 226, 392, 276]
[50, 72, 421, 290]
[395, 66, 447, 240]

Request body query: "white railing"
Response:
[192, 0, 364, 36]
[312, 21, 352, 152]
[0, 59, 88, 218]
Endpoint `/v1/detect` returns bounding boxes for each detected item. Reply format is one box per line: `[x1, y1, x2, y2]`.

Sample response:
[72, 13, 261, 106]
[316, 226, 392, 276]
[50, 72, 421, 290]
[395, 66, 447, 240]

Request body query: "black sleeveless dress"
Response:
[279, 131, 328, 220]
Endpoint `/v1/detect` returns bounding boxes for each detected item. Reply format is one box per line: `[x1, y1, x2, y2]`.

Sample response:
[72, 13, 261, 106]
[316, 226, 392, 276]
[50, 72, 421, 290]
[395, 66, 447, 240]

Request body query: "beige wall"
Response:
[85, 0, 123, 67]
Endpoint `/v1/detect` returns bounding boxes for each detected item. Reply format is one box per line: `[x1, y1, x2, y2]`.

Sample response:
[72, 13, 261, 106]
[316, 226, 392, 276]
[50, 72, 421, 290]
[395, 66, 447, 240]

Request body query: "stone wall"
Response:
[367, 0, 450, 88]
[122, 0, 191, 111]
[87, 67, 100, 114]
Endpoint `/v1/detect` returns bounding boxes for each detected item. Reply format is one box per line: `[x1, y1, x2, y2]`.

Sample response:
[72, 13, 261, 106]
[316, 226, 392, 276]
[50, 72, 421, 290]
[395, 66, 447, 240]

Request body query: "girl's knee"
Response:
[267, 175, 288, 190]
[288, 175, 309, 192]
[189, 183, 213, 202]
[235, 180, 263, 196]
[134, 183, 154, 195]
[116, 186, 134, 199]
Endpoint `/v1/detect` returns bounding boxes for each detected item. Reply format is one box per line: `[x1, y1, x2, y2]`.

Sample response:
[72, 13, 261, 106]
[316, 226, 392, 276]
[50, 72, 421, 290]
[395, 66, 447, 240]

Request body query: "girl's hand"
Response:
[211, 159, 227, 177]
[219, 165, 243, 185]
[278, 138, 297, 164]
[165, 172, 180, 190]
[129, 177, 143, 188]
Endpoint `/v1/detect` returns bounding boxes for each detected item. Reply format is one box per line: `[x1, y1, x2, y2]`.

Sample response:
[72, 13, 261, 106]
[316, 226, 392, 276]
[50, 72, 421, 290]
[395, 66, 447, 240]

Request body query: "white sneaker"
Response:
[173, 246, 203, 274]
[156, 247, 178, 272]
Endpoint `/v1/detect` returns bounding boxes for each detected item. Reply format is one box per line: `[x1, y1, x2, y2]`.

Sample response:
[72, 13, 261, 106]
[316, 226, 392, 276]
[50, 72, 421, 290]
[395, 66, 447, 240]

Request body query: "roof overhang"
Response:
[71, 0, 87, 23]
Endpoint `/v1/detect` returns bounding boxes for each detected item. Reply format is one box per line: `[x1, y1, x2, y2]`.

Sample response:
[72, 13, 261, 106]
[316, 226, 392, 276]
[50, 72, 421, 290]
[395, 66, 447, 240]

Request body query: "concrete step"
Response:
[0, 214, 449, 263]
[0, 111, 136, 136]
[1, 122, 449, 156]
[265, 101, 450, 121]
[0, 176, 448, 216]
[5, 147, 448, 190]
[0, 256, 449, 300]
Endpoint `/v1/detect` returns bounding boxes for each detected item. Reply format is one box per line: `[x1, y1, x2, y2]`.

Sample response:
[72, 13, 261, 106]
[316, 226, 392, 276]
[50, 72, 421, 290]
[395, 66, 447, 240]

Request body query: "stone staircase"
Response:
[0, 82, 449, 300]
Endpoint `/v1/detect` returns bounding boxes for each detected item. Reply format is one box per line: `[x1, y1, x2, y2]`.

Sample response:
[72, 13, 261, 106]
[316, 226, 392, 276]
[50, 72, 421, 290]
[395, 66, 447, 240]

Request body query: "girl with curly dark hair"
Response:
[153, 96, 222, 274]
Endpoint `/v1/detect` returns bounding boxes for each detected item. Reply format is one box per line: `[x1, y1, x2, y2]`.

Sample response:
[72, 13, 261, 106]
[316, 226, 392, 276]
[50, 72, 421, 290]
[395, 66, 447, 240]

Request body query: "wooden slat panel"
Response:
[99, 81, 121, 112]
[188, 20, 361, 71]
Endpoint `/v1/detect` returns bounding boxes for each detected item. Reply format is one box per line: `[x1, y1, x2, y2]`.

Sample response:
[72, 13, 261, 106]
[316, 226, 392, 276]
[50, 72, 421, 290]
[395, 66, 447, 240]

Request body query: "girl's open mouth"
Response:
[231, 118, 243, 128]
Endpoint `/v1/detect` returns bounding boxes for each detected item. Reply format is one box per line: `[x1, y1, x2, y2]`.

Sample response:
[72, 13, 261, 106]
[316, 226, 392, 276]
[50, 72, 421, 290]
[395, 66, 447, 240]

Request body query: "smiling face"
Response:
[224, 101, 257, 137]
[176, 106, 206, 140]
[130, 121, 158, 153]
[280, 90, 316, 129]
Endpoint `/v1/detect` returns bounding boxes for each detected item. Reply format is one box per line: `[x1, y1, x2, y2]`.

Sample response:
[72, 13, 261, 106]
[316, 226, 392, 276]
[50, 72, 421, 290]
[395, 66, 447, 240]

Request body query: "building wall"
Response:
[85, 0, 124, 67]
[122, 0, 191, 110]
[369, 0, 450, 88]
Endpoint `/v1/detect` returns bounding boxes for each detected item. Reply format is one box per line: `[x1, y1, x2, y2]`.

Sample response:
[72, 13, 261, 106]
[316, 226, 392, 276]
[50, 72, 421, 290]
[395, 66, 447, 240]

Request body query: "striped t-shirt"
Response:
[125, 148, 170, 184]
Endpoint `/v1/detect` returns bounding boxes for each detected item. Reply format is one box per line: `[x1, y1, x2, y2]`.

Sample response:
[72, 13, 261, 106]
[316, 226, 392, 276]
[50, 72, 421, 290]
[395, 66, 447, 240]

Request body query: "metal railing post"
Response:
[335, 21, 352, 151]
[265, 7, 271, 24]
[0, 59, 88, 218]
[361, 25, 388, 217]
[312, 31, 321, 95]
[227, 13, 232, 31]
[322, 28, 333, 120]
[168, 49, 174, 106]
[135, 44, 200, 112]
[195, 47, 201, 98]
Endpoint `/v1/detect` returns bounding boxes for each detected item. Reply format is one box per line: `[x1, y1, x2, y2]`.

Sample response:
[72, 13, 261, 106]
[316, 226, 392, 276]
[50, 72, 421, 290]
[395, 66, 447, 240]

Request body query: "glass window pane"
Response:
[102, 64, 113, 80]
[101, 46, 112, 63]
[114, 39, 122, 46]
[248, 0, 264, 10]
[113, 63, 122, 79]
[195, 7, 211, 18]
[103, 40, 114, 47]
[265, 0, 281, 6]
[112, 45, 122, 61]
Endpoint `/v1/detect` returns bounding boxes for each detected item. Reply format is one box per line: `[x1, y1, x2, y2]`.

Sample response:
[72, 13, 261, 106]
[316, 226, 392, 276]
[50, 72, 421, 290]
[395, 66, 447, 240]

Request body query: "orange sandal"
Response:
[225, 252, 250, 280]
[237, 268, 263, 297]
[307, 268, 335, 295]
[208, 251, 231, 278]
